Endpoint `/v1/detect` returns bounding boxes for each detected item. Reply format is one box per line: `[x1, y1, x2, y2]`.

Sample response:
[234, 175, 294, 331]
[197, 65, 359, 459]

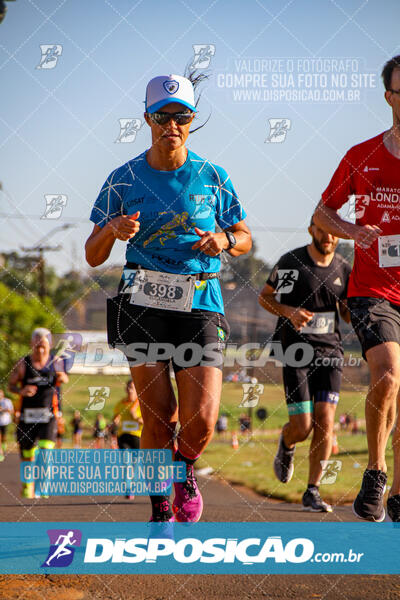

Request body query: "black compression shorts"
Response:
[283, 362, 342, 416]
[117, 434, 140, 450]
[107, 296, 230, 372]
[16, 417, 57, 452]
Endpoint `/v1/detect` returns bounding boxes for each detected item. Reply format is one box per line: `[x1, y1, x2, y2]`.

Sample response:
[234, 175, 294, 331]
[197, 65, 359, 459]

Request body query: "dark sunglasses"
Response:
[148, 111, 194, 125]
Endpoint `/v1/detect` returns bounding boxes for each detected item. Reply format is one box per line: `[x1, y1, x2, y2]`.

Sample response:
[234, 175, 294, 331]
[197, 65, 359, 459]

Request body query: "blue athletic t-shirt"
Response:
[90, 149, 246, 314]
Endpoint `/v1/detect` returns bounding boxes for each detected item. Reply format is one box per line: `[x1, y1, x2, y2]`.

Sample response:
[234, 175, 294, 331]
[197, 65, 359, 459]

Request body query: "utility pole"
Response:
[21, 224, 75, 300]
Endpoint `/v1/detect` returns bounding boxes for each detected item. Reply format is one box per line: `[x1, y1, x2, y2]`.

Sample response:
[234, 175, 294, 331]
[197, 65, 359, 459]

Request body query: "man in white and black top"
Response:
[259, 217, 351, 512]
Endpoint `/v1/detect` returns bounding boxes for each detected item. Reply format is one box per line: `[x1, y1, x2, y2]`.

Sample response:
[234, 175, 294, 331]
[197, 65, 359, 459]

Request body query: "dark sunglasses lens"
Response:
[175, 114, 193, 124]
[151, 113, 170, 125]
[150, 112, 193, 125]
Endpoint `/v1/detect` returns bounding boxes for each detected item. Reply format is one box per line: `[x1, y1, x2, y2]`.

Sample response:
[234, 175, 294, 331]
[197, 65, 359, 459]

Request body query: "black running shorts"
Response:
[117, 434, 141, 450]
[283, 362, 342, 416]
[348, 296, 400, 359]
[16, 417, 57, 451]
[107, 295, 230, 372]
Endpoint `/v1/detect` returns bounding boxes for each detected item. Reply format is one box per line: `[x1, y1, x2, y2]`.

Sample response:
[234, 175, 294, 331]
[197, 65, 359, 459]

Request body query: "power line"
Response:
[0, 213, 86, 223]
[0, 213, 306, 232]
[20, 224, 76, 299]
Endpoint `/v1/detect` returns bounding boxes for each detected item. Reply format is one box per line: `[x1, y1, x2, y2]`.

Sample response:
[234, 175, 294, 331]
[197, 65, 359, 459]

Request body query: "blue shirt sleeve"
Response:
[213, 164, 247, 229]
[90, 167, 126, 228]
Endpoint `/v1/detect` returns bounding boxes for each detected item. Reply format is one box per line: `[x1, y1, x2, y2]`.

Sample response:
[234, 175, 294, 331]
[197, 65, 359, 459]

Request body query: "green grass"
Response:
[59, 373, 133, 441]
[218, 381, 368, 433]
[198, 432, 387, 505]
[11, 374, 381, 504]
[201, 382, 380, 504]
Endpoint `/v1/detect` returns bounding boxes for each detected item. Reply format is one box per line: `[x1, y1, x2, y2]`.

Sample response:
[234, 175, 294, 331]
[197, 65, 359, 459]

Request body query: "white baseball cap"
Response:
[145, 74, 197, 113]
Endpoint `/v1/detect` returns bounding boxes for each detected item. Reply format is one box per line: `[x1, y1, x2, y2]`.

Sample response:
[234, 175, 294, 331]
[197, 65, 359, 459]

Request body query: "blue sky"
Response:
[1, 0, 399, 274]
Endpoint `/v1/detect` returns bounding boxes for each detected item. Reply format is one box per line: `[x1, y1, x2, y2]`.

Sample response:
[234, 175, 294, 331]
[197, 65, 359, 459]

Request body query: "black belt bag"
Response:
[124, 262, 220, 280]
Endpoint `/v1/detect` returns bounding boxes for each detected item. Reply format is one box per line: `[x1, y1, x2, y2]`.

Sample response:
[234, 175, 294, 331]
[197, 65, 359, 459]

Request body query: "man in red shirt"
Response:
[314, 56, 400, 522]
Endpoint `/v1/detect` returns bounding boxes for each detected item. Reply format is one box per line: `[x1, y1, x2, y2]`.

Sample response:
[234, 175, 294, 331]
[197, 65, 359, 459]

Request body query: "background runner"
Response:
[259, 218, 351, 512]
[8, 328, 68, 498]
[0, 390, 14, 462]
[314, 55, 400, 522]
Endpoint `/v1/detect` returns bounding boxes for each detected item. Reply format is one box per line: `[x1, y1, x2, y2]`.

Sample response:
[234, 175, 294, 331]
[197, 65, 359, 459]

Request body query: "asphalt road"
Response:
[1, 453, 399, 600]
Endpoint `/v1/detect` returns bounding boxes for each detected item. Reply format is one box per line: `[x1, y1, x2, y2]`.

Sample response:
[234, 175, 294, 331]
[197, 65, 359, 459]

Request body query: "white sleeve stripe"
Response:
[219, 204, 245, 217]
[101, 165, 134, 217]
[189, 156, 208, 174]
[127, 162, 136, 182]
[196, 159, 244, 220]
[220, 185, 240, 200]
[206, 161, 223, 215]
[102, 182, 131, 189]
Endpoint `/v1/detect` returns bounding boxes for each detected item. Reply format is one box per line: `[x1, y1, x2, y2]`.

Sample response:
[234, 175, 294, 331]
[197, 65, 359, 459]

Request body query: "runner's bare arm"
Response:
[191, 220, 252, 257]
[338, 298, 351, 324]
[55, 369, 69, 385]
[313, 200, 382, 249]
[8, 360, 30, 419]
[313, 201, 356, 239]
[225, 220, 252, 257]
[85, 212, 140, 267]
[8, 359, 26, 395]
[258, 283, 314, 330]
[52, 355, 69, 385]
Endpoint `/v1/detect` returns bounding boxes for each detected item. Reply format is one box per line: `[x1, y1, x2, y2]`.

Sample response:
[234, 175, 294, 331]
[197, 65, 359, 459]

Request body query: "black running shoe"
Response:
[302, 487, 332, 513]
[150, 499, 174, 523]
[353, 469, 387, 522]
[273, 433, 295, 483]
[149, 500, 175, 540]
[387, 494, 400, 522]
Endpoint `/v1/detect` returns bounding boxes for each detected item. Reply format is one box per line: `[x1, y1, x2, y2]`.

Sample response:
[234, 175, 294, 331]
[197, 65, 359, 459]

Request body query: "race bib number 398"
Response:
[129, 270, 195, 312]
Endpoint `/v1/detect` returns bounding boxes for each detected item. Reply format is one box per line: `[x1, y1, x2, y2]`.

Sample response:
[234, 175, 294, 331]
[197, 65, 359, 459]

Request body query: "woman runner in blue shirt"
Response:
[86, 73, 252, 524]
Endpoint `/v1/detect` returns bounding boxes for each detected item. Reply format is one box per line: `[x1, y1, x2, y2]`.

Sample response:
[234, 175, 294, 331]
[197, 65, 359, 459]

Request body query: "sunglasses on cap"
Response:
[148, 111, 194, 125]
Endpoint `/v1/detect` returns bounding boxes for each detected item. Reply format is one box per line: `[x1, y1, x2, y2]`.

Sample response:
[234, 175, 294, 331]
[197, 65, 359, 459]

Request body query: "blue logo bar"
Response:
[0, 522, 399, 574]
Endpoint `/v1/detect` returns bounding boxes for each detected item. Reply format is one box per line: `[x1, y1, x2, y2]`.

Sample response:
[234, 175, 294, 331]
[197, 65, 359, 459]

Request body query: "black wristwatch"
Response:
[224, 230, 237, 249]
